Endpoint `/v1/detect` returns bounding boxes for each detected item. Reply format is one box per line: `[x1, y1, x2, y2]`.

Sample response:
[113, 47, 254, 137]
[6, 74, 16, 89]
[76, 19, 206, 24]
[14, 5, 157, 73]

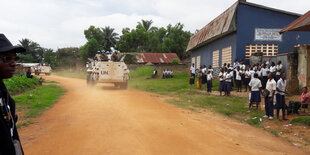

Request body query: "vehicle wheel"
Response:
[120, 82, 128, 89]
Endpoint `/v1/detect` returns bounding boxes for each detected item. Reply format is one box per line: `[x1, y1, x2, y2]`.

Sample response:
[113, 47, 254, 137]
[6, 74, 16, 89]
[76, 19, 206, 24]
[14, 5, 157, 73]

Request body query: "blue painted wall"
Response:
[236, 3, 310, 61]
[191, 32, 237, 67]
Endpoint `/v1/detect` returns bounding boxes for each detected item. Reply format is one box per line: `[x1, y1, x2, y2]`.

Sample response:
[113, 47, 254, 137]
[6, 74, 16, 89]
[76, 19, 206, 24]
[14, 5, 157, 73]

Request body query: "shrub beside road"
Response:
[4, 75, 66, 127]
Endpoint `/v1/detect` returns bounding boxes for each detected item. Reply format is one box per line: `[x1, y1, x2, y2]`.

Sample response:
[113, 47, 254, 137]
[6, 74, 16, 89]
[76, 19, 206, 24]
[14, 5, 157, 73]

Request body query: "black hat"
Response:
[0, 34, 26, 53]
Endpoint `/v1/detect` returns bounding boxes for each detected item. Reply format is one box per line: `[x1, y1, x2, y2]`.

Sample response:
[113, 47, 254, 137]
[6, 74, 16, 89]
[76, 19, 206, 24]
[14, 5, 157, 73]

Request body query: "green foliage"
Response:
[43, 48, 56, 68]
[55, 47, 79, 69]
[291, 116, 310, 126]
[80, 39, 100, 63]
[115, 20, 191, 59]
[121, 54, 137, 64]
[18, 38, 51, 63]
[4, 75, 41, 95]
[14, 85, 66, 118]
[83, 25, 119, 52]
[171, 58, 180, 65]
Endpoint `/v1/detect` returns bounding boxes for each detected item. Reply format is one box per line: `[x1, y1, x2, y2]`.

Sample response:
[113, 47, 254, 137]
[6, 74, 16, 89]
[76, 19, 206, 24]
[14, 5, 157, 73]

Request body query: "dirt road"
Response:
[19, 75, 308, 155]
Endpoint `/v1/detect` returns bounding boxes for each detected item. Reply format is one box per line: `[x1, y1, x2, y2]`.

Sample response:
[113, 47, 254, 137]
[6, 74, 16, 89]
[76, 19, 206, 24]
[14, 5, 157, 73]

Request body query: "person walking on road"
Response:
[0, 34, 25, 155]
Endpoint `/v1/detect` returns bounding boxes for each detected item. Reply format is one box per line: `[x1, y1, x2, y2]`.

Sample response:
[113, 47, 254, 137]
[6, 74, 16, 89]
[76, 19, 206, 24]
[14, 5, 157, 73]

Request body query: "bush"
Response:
[4, 75, 41, 95]
[121, 54, 137, 64]
[171, 58, 180, 65]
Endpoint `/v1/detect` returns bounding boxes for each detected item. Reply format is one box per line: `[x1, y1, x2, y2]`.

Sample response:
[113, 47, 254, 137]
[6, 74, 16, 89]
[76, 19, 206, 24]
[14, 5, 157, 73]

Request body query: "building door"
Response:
[212, 50, 219, 68]
[222, 46, 232, 65]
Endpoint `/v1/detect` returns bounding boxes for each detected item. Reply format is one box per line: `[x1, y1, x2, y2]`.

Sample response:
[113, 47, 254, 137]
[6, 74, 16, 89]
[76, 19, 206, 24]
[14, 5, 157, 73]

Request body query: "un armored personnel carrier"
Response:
[86, 53, 130, 89]
[34, 63, 52, 75]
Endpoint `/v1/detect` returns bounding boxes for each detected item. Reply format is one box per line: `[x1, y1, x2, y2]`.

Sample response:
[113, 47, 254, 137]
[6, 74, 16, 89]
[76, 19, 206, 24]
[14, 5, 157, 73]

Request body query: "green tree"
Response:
[18, 38, 43, 62]
[43, 48, 56, 68]
[80, 39, 100, 63]
[55, 47, 79, 69]
[161, 23, 191, 60]
[101, 26, 119, 51]
[138, 20, 153, 32]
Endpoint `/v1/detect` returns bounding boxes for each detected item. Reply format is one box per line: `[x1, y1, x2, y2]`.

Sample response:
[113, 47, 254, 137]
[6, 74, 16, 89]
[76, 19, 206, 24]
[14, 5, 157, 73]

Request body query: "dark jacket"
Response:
[0, 82, 23, 155]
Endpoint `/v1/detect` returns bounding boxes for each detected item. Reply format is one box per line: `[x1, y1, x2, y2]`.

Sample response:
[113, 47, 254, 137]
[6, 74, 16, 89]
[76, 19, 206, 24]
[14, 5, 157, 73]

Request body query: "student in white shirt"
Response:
[275, 61, 283, 82]
[249, 67, 256, 79]
[206, 71, 213, 93]
[275, 73, 288, 120]
[264, 73, 277, 120]
[235, 66, 242, 92]
[225, 69, 232, 96]
[269, 62, 276, 74]
[248, 73, 262, 109]
[244, 67, 251, 92]
[261, 64, 269, 89]
[189, 63, 196, 85]
[218, 68, 225, 96]
[202, 65, 207, 85]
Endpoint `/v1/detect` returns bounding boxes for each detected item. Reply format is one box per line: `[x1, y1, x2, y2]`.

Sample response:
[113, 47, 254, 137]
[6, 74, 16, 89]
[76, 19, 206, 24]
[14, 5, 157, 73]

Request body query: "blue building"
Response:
[187, 0, 310, 68]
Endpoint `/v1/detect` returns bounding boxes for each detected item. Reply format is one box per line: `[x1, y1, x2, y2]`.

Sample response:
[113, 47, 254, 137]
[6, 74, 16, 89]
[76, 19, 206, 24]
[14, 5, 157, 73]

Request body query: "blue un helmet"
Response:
[97, 51, 101, 54]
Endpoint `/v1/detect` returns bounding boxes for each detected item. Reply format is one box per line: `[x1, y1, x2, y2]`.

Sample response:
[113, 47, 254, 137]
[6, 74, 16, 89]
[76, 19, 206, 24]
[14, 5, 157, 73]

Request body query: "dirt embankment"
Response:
[19, 75, 309, 155]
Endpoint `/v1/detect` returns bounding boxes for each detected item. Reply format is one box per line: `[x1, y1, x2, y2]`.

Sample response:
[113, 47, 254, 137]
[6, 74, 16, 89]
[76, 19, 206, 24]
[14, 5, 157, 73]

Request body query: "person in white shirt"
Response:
[244, 67, 251, 92]
[219, 68, 225, 96]
[248, 73, 262, 109]
[235, 66, 242, 92]
[261, 64, 269, 89]
[206, 71, 213, 93]
[275, 61, 283, 82]
[249, 67, 256, 79]
[189, 63, 196, 85]
[275, 73, 288, 120]
[201, 65, 207, 85]
[264, 73, 277, 120]
[225, 69, 233, 96]
[269, 62, 276, 74]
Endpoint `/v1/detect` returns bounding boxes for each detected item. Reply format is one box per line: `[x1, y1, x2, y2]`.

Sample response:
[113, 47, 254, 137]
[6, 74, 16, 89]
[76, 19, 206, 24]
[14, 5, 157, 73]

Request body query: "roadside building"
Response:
[136, 53, 180, 64]
[187, 0, 310, 69]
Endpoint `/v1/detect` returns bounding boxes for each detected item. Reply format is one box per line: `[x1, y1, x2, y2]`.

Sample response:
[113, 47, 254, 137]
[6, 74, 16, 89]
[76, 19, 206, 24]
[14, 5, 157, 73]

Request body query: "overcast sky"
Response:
[1, 0, 309, 50]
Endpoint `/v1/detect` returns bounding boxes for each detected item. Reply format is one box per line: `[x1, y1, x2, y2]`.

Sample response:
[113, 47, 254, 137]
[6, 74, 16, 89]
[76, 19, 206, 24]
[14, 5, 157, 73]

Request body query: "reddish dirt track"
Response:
[19, 75, 308, 155]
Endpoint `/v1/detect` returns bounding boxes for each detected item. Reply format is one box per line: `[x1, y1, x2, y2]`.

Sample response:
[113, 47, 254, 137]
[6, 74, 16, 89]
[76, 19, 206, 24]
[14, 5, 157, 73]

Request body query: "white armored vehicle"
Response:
[86, 53, 130, 89]
[33, 63, 52, 75]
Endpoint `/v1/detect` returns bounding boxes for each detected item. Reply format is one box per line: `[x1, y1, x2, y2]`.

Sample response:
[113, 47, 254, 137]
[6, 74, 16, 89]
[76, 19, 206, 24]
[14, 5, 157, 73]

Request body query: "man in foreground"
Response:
[0, 34, 26, 155]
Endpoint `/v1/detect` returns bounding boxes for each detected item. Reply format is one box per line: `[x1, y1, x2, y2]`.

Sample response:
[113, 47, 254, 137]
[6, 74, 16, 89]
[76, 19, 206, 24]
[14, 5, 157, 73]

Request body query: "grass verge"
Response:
[14, 84, 66, 127]
[129, 66, 265, 126]
[291, 116, 310, 126]
[4, 75, 42, 95]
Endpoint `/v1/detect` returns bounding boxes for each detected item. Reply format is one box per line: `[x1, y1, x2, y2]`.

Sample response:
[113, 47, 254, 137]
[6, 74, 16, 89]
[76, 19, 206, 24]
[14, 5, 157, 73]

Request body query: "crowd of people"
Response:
[162, 69, 174, 79]
[190, 59, 290, 120]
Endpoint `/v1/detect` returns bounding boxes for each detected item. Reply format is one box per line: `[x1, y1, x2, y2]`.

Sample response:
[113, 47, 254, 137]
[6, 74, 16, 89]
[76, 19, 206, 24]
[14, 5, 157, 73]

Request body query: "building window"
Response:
[222, 46, 232, 65]
[191, 57, 195, 66]
[245, 44, 278, 59]
[196, 56, 201, 68]
[212, 50, 219, 68]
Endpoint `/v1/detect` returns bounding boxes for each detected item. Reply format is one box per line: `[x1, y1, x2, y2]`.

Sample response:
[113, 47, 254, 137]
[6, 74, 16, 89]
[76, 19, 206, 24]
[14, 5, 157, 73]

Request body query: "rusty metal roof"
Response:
[136, 53, 180, 64]
[280, 11, 310, 33]
[186, 2, 238, 52]
[186, 1, 302, 52]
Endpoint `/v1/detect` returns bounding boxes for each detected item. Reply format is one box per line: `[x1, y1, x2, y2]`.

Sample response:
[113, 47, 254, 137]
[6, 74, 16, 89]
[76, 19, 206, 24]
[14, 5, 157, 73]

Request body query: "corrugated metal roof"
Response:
[186, 1, 302, 52]
[186, 2, 238, 52]
[280, 11, 310, 33]
[136, 53, 180, 64]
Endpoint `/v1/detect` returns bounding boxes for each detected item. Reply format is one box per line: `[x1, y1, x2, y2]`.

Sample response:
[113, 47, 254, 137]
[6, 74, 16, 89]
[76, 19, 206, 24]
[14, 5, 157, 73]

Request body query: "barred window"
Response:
[245, 44, 278, 59]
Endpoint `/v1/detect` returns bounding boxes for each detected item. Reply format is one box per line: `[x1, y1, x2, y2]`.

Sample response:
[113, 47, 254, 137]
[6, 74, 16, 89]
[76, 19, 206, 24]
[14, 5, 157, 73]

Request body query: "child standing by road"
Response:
[219, 68, 225, 96]
[207, 71, 213, 93]
[248, 73, 262, 109]
[235, 66, 242, 92]
[244, 67, 251, 92]
[225, 69, 232, 96]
